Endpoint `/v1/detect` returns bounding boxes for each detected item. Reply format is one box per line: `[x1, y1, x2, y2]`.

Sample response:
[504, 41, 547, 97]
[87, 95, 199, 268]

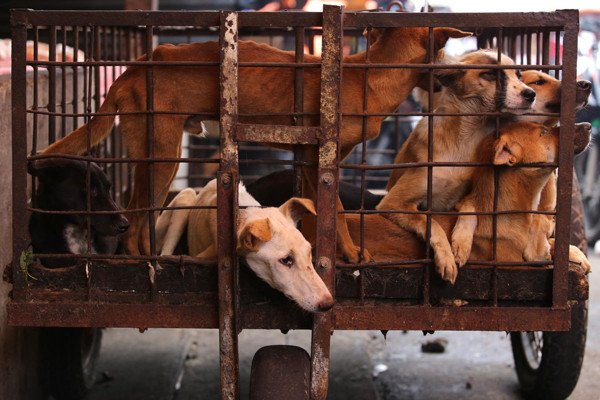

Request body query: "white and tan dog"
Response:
[155, 179, 334, 313]
[378, 50, 537, 284]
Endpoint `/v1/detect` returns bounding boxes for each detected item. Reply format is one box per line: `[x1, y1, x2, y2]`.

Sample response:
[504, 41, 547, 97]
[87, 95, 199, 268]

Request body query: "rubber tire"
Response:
[510, 302, 587, 400]
[39, 328, 102, 400]
[250, 345, 311, 400]
[510, 172, 588, 400]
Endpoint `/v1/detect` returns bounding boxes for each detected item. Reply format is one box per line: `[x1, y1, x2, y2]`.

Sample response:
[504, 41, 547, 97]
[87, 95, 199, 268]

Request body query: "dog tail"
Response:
[42, 79, 121, 155]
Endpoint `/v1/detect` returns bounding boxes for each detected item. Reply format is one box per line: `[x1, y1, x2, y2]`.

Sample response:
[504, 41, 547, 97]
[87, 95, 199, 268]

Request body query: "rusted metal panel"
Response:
[235, 124, 320, 145]
[218, 10, 241, 400]
[333, 302, 572, 331]
[310, 6, 343, 400]
[8, 302, 219, 328]
[10, 12, 29, 301]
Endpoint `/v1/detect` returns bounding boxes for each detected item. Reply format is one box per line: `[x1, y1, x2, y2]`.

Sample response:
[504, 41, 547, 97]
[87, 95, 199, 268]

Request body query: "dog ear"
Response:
[493, 138, 521, 166]
[363, 27, 384, 45]
[238, 218, 273, 253]
[280, 197, 317, 224]
[432, 28, 472, 52]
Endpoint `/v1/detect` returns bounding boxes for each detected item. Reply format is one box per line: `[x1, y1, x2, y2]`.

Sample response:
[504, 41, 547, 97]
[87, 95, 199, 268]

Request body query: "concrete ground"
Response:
[85, 256, 600, 400]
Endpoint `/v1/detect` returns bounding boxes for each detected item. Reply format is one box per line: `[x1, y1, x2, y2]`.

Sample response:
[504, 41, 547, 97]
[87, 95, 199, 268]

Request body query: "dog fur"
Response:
[377, 50, 537, 283]
[155, 179, 334, 312]
[450, 121, 591, 272]
[28, 159, 129, 267]
[38, 27, 470, 262]
[343, 122, 591, 275]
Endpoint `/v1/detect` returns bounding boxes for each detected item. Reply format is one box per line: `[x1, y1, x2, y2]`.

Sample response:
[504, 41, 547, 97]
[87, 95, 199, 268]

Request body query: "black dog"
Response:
[28, 158, 129, 267]
[246, 169, 383, 210]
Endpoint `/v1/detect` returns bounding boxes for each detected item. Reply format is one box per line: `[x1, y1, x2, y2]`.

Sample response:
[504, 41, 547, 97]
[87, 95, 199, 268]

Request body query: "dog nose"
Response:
[521, 88, 536, 103]
[317, 297, 334, 312]
[117, 218, 130, 233]
[577, 80, 592, 91]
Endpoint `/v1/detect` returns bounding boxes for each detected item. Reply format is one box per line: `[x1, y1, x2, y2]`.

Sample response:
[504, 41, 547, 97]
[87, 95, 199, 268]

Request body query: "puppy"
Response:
[377, 50, 536, 283]
[344, 122, 592, 274]
[39, 27, 470, 261]
[28, 159, 129, 267]
[155, 179, 334, 313]
[451, 121, 591, 272]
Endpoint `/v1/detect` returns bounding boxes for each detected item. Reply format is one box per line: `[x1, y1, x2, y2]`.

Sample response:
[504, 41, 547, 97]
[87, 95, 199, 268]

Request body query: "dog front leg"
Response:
[336, 197, 372, 263]
[451, 197, 477, 267]
[377, 184, 458, 283]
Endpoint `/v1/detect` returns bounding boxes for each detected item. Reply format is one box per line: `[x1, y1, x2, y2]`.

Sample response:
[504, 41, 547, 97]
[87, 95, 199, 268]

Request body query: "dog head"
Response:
[237, 197, 334, 313]
[520, 70, 592, 124]
[434, 50, 536, 114]
[493, 121, 591, 168]
[28, 158, 129, 236]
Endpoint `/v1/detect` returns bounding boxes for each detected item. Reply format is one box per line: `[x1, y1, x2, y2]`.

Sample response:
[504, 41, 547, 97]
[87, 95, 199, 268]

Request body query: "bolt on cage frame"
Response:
[8, 7, 586, 400]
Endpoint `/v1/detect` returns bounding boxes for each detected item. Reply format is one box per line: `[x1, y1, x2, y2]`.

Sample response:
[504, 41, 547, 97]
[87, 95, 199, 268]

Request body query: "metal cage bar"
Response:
[217, 10, 241, 400]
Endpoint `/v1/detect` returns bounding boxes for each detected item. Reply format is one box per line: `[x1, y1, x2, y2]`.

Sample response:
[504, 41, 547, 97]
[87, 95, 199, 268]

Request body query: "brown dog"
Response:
[344, 122, 592, 275]
[40, 27, 470, 257]
[377, 50, 536, 283]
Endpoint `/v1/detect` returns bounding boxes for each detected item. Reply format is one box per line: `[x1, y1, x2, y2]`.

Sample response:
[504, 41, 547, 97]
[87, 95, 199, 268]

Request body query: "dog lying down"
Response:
[28, 159, 129, 267]
[344, 122, 592, 278]
[155, 179, 334, 313]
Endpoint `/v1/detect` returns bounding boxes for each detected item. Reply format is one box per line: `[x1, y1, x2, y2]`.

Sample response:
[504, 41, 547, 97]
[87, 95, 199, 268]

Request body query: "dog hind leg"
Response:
[156, 188, 197, 256]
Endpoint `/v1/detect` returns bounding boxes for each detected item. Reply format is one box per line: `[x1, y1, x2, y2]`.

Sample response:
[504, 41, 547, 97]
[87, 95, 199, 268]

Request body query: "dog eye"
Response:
[479, 71, 496, 81]
[516, 70, 522, 80]
[530, 79, 546, 86]
[279, 255, 294, 267]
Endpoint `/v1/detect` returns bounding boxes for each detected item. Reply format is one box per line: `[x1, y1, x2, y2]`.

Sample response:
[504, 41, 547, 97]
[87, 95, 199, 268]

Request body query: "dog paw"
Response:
[434, 248, 458, 284]
[523, 238, 551, 262]
[343, 245, 372, 264]
[569, 245, 592, 274]
[451, 239, 471, 268]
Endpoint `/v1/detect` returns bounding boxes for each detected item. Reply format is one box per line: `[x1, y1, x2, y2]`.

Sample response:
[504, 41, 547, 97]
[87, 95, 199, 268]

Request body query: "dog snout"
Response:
[317, 296, 334, 312]
[117, 217, 130, 233]
[521, 88, 536, 103]
[577, 80, 592, 91]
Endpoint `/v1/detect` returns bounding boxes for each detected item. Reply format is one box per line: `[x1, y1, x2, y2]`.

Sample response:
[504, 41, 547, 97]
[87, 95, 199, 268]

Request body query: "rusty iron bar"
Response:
[310, 5, 343, 400]
[10, 13, 29, 301]
[218, 10, 241, 400]
[12, 9, 576, 29]
[293, 26, 306, 197]
[332, 303, 572, 331]
[423, 26, 436, 306]
[234, 123, 320, 145]
[6, 301, 573, 332]
[48, 25, 57, 144]
[553, 13, 579, 309]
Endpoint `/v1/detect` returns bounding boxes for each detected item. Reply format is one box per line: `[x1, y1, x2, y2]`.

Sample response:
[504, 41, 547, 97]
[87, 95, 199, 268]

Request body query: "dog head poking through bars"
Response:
[237, 197, 335, 313]
[433, 49, 536, 114]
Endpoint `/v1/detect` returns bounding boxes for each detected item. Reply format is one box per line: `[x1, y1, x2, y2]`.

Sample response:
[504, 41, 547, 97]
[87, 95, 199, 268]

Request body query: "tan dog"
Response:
[39, 27, 471, 260]
[377, 50, 536, 283]
[344, 122, 591, 274]
[451, 121, 591, 272]
[155, 179, 334, 313]
[414, 70, 592, 235]
[517, 71, 592, 238]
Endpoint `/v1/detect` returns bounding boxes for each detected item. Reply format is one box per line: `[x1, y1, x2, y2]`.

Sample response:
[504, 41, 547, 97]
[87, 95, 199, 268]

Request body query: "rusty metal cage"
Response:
[8, 7, 588, 399]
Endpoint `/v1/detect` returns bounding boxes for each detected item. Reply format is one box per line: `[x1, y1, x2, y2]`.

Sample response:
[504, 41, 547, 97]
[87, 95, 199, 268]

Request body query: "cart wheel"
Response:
[510, 301, 587, 400]
[250, 345, 310, 400]
[510, 172, 588, 400]
[39, 328, 102, 400]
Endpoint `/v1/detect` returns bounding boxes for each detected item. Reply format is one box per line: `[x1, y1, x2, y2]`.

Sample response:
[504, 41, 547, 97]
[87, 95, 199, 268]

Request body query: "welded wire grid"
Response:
[10, 10, 579, 324]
